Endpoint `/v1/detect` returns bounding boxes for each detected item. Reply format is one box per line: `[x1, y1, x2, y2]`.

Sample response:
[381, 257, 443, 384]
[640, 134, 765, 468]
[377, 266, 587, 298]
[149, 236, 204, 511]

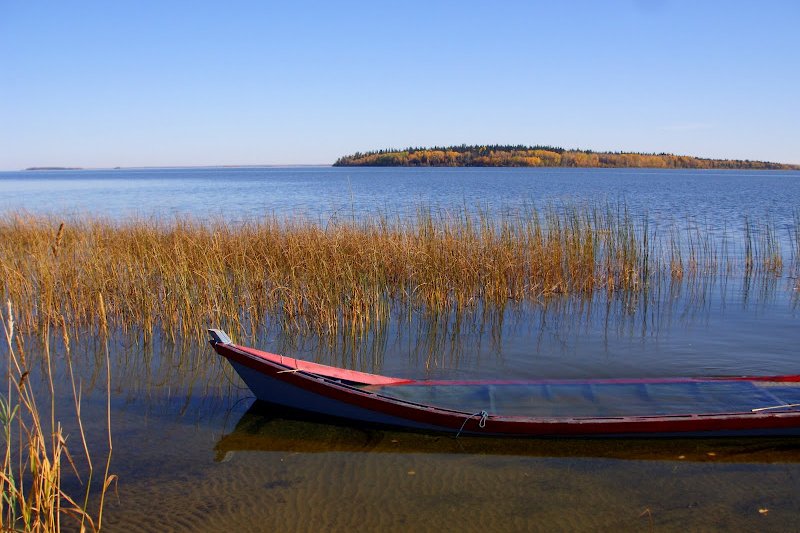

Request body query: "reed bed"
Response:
[1, 300, 114, 532]
[0, 207, 791, 341]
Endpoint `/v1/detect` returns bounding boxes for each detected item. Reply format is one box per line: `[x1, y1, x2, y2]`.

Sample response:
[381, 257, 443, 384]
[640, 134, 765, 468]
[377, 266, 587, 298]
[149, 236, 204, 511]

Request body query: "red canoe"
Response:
[209, 329, 800, 437]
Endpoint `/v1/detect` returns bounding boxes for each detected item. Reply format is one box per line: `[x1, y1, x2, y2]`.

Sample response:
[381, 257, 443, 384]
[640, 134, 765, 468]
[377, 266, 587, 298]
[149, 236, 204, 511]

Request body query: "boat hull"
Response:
[228, 359, 446, 431]
[211, 334, 800, 438]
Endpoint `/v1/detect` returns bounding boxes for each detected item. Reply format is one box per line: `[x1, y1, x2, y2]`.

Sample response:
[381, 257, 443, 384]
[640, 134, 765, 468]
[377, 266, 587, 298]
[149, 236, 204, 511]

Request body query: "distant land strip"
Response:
[25, 166, 84, 171]
[334, 145, 800, 170]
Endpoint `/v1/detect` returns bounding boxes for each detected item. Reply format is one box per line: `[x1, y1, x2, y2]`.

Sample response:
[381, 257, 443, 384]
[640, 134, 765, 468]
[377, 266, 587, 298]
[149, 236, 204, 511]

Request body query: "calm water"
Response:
[2, 167, 800, 531]
[2, 166, 799, 226]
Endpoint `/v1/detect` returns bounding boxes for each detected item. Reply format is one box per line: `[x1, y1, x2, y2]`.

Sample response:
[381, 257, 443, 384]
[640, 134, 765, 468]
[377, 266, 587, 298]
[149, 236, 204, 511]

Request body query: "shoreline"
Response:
[7, 165, 800, 174]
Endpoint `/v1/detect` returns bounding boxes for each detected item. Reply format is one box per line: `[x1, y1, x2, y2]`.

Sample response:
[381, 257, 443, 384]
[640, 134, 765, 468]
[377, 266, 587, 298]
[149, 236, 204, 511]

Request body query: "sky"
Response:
[1, 0, 798, 169]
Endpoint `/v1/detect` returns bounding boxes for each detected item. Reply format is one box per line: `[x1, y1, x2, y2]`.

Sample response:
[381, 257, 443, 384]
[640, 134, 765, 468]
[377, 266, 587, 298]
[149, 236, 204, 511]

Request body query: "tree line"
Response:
[333, 145, 799, 170]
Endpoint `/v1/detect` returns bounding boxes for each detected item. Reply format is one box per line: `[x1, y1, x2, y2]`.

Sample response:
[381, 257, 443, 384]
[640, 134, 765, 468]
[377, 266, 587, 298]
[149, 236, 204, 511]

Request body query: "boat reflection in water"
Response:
[215, 401, 800, 464]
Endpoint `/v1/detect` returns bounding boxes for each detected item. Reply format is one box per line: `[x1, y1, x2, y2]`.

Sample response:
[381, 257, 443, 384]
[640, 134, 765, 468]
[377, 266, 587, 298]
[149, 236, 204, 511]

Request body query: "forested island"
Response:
[334, 145, 799, 170]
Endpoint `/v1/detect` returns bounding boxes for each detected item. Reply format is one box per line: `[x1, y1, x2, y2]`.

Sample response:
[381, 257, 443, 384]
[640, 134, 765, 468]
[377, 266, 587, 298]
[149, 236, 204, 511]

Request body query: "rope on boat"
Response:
[752, 403, 800, 412]
[456, 410, 489, 438]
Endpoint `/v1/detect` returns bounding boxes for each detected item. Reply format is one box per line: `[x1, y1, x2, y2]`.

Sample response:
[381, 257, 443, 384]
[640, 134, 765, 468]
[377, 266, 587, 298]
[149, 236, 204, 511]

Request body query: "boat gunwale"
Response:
[231, 343, 800, 387]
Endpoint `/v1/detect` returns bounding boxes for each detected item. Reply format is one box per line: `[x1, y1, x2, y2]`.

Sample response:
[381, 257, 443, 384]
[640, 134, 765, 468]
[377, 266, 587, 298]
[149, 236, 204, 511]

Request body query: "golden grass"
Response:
[1, 300, 114, 532]
[0, 207, 790, 341]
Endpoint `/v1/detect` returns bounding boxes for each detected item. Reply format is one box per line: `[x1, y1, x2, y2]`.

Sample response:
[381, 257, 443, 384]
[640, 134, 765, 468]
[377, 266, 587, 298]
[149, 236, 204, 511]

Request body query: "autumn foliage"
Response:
[334, 145, 798, 170]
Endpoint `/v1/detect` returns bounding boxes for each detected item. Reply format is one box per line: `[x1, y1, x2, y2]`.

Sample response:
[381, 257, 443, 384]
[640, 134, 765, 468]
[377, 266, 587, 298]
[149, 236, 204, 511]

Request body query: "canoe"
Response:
[209, 329, 800, 437]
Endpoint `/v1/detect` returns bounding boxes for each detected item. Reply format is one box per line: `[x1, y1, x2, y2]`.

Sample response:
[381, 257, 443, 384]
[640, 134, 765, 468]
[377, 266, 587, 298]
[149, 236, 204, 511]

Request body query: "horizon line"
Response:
[10, 163, 335, 172]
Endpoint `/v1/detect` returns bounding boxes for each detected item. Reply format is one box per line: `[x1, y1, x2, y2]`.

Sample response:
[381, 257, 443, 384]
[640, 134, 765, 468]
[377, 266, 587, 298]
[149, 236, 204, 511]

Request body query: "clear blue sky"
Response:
[1, 0, 798, 169]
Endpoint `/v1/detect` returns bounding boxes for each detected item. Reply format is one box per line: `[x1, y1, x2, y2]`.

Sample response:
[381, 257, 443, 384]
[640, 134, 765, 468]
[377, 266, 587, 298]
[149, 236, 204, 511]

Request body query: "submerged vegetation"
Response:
[0, 206, 795, 343]
[334, 145, 800, 170]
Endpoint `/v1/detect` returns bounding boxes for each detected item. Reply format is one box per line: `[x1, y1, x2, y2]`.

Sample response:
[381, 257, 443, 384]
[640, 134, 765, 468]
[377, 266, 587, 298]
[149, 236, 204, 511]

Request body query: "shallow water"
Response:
[25, 271, 795, 532]
[1, 167, 799, 531]
[80, 391, 800, 532]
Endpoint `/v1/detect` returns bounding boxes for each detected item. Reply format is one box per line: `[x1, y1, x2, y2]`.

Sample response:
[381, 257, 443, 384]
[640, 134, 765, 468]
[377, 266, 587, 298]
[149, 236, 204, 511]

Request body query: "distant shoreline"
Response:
[334, 145, 800, 171]
[15, 158, 800, 173]
[20, 164, 330, 172]
[24, 166, 84, 171]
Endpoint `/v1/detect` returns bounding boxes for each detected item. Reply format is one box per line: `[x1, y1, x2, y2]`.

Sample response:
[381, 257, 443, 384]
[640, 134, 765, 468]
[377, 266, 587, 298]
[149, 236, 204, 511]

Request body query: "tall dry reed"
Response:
[1, 203, 114, 533]
[0, 207, 790, 341]
[1, 300, 114, 532]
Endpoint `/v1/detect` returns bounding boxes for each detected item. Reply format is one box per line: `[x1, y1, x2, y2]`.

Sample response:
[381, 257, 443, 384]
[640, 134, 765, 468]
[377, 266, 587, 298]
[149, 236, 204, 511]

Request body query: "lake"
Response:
[2, 166, 799, 227]
[2, 166, 799, 531]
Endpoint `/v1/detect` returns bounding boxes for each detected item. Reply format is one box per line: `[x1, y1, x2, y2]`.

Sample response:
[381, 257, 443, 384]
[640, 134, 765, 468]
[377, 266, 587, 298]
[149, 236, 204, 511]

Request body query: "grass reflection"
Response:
[7, 264, 791, 425]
